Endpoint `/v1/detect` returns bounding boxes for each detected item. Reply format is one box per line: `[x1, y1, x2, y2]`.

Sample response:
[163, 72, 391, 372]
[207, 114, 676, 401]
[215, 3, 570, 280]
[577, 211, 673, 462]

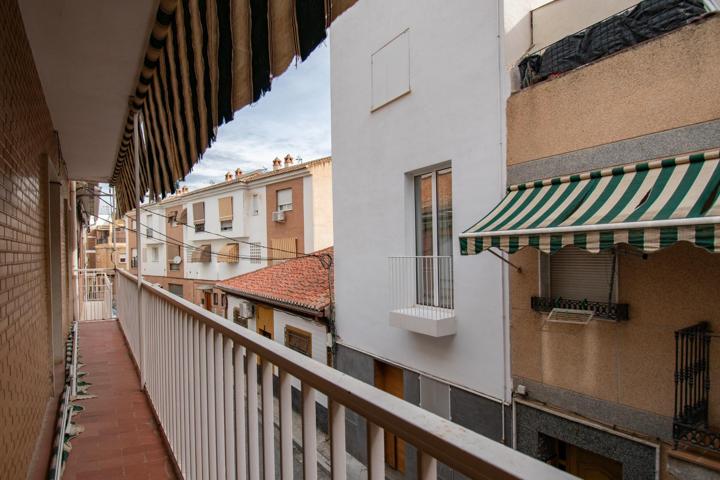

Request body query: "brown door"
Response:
[204, 291, 212, 311]
[256, 306, 274, 339]
[374, 360, 405, 472]
[568, 445, 622, 480]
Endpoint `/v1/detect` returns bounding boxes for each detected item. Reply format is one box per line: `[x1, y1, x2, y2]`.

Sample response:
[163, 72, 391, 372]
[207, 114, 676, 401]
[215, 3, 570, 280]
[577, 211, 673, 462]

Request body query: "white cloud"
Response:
[182, 43, 331, 188]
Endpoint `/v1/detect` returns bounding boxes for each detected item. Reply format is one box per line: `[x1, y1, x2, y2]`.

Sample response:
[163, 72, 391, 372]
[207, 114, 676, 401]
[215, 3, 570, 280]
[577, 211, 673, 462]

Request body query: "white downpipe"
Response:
[134, 111, 145, 386]
[70, 181, 80, 323]
[459, 215, 720, 238]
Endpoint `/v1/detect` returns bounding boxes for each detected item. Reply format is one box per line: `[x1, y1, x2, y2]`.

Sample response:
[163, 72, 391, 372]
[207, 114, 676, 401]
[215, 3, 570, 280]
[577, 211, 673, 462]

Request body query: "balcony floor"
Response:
[63, 320, 177, 480]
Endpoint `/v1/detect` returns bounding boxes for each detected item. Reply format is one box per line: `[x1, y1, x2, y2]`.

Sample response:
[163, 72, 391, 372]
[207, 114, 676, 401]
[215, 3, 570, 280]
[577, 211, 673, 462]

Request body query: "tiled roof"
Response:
[217, 247, 333, 315]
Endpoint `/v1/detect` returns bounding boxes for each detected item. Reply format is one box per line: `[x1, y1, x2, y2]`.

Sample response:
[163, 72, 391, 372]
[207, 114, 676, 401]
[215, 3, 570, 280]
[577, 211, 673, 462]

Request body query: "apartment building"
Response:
[460, 1, 720, 478]
[124, 156, 333, 313]
[84, 220, 127, 270]
[330, 1, 529, 475]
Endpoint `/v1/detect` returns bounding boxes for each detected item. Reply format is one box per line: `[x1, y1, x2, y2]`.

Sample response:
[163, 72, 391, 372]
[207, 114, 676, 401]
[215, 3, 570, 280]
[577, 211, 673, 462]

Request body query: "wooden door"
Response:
[204, 291, 212, 311]
[256, 306, 274, 339]
[568, 445, 622, 480]
[374, 361, 405, 472]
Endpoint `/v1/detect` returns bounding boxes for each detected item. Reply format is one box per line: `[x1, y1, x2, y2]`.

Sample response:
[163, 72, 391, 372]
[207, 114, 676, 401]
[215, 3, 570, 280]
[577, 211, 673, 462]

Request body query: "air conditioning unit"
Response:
[238, 301, 254, 319]
[272, 211, 285, 222]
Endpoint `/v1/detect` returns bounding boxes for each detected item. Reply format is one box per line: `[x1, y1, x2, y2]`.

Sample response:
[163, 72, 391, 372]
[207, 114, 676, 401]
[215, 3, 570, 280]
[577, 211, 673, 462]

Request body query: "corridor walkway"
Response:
[63, 320, 176, 480]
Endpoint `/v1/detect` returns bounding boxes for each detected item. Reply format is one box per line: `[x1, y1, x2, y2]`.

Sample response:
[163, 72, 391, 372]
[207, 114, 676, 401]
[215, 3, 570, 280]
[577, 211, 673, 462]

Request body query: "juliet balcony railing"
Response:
[388, 256, 456, 337]
[115, 268, 571, 480]
[673, 322, 718, 453]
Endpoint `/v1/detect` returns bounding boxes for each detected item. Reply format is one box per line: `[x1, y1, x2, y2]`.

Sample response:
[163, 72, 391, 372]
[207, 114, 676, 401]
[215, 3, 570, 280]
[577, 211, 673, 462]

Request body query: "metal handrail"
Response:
[115, 268, 574, 480]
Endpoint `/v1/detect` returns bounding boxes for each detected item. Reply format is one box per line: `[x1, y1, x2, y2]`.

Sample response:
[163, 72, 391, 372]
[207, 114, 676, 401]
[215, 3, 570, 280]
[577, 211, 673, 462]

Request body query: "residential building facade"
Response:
[462, 2, 720, 479]
[329, 1, 533, 475]
[123, 156, 333, 314]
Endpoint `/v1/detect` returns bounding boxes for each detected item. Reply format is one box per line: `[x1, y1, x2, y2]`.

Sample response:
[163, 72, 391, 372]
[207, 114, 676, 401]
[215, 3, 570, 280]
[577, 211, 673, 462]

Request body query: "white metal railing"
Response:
[77, 269, 114, 321]
[389, 256, 454, 320]
[115, 269, 574, 480]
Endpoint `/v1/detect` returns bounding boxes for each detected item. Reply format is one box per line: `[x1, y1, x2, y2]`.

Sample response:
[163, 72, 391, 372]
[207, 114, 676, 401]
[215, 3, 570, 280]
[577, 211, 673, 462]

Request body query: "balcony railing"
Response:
[673, 322, 717, 453]
[77, 268, 114, 321]
[388, 256, 456, 337]
[115, 268, 571, 480]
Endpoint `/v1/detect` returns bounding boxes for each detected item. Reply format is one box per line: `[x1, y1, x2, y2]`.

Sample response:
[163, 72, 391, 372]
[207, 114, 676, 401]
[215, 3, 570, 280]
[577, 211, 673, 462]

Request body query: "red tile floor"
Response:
[63, 320, 177, 480]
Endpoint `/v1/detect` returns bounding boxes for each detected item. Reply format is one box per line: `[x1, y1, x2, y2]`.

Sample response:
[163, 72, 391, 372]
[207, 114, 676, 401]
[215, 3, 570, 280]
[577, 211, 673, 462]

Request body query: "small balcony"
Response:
[388, 256, 456, 337]
[56, 268, 570, 480]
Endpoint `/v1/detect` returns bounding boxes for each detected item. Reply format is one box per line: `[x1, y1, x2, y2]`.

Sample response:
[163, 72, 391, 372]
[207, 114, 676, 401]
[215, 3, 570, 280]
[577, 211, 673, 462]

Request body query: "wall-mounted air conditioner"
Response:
[238, 301, 254, 319]
[272, 211, 285, 222]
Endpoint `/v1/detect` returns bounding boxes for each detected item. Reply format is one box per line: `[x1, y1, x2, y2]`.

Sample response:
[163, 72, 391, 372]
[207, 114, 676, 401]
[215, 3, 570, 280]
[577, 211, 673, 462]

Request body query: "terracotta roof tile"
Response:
[217, 247, 333, 314]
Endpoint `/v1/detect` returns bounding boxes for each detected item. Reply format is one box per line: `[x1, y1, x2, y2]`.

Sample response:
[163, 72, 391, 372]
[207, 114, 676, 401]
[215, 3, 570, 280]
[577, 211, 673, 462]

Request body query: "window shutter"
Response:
[270, 237, 297, 262]
[549, 247, 615, 303]
[218, 197, 233, 221]
[217, 243, 239, 263]
[192, 202, 205, 224]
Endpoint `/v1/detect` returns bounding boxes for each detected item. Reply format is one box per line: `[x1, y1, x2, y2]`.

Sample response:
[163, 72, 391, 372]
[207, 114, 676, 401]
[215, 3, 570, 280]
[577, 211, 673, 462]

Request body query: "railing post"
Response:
[134, 111, 145, 386]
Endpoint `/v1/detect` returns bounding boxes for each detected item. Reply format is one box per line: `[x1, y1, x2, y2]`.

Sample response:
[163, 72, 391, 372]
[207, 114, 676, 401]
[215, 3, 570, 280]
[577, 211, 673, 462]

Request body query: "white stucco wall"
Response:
[330, 0, 511, 401]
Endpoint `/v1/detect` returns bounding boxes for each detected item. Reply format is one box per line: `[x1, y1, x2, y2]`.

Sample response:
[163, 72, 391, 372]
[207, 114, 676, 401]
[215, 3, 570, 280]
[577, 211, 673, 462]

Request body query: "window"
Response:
[220, 220, 232, 231]
[541, 247, 617, 304]
[119, 255, 127, 264]
[221, 294, 226, 307]
[192, 201, 205, 228]
[213, 293, 218, 305]
[168, 284, 183, 297]
[145, 214, 153, 238]
[233, 307, 248, 328]
[252, 194, 260, 216]
[285, 326, 312, 357]
[195, 223, 205, 233]
[150, 246, 159, 263]
[277, 188, 293, 211]
[414, 167, 452, 307]
[371, 30, 410, 111]
[250, 242, 262, 264]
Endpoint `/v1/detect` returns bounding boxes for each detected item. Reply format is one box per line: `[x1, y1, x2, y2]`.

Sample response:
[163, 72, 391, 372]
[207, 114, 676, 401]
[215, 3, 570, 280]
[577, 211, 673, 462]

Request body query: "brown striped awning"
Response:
[111, 0, 356, 215]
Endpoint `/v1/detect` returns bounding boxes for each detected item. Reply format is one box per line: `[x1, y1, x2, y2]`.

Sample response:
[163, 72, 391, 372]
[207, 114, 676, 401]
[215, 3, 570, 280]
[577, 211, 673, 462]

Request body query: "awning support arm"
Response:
[488, 248, 522, 273]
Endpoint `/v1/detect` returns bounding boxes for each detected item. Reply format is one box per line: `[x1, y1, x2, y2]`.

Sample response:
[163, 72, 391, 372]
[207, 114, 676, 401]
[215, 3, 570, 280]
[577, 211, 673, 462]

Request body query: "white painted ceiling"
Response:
[19, 0, 158, 181]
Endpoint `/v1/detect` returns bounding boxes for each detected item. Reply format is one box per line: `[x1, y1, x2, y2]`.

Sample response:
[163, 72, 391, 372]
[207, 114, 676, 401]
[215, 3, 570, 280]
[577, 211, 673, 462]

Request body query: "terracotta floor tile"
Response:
[63, 320, 177, 479]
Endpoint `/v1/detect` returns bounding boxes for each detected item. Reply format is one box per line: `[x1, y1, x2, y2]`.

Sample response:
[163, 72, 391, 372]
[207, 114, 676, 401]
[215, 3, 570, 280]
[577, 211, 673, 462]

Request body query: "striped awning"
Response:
[460, 149, 720, 255]
[111, 0, 356, 215]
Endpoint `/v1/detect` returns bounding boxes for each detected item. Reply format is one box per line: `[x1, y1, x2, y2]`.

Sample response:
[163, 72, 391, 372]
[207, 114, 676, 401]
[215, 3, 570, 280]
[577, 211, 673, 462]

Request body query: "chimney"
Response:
[284, 154, 294, 167]
[272, 157, 282, 171]
[225, 171, 233, 182]
[235, 168, 243, 178]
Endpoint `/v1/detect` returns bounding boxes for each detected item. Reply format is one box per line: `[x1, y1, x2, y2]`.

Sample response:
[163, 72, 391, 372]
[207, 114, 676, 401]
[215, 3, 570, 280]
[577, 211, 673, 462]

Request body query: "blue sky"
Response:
[181, 43, 332, 188]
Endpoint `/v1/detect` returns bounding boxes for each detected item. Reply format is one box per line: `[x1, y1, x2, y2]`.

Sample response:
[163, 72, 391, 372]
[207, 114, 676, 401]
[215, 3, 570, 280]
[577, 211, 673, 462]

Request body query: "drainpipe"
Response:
[134, 111, 145, 386]
[70, 181, 80, 323]
[496, 0, 511, 446]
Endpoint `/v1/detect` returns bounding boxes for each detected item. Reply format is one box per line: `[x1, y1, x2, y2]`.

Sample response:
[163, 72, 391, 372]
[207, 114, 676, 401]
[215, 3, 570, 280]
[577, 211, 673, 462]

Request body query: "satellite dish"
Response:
[172, 255, 182, 265]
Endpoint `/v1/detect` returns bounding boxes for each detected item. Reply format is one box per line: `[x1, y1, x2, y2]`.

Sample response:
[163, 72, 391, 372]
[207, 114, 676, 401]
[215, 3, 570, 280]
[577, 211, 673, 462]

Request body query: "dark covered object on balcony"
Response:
[519, 0, 707, 87]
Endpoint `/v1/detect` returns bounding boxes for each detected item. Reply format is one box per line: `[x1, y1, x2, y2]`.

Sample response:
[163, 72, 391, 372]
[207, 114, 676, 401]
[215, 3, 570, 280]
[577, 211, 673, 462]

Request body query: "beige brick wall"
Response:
[0, 0, 65, 476]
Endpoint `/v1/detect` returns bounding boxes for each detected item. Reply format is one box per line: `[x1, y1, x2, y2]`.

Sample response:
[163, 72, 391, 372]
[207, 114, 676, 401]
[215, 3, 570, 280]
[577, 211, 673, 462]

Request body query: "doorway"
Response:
[256, 305, 274, 339]
[204, 290, 212, 311]
[545, 436, 622, 479]
[374, 360, 405, 472]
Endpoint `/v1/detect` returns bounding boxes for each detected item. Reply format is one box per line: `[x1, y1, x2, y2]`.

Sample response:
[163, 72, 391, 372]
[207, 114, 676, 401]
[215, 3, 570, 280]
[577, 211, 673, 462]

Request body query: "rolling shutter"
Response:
[549, 247, 616, 303]
[192, 202, 205, 225]
[218, 197, 233, 221]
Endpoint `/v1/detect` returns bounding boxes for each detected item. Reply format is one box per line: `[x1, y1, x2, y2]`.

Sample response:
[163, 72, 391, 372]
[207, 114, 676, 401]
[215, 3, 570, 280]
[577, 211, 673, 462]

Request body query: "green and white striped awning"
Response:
[460, 149, 720, 255]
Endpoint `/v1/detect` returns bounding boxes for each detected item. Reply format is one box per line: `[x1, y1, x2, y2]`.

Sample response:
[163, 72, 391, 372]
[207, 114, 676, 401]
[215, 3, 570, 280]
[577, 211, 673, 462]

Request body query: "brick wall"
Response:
[0, 0, 64, 477]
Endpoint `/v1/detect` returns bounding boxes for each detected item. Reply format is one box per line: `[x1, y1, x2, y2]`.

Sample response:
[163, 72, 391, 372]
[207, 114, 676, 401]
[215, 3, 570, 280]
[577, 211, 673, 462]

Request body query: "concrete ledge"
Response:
[507, 119, 720, 185]
[389, 308, 456, 337]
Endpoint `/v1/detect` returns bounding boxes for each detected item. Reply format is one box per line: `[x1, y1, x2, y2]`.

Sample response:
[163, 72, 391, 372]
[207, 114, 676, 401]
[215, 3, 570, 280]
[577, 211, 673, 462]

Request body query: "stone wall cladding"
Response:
[0, 0, 59, 477]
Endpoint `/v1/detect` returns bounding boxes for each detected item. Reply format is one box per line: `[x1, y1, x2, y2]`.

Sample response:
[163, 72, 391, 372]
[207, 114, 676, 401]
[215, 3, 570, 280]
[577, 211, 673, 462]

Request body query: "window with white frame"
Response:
[145, 214, 153, 238]
[540, 247, 618, 304]
[414, 167, 453, 308]
[150, 246, 159, 263]
[277, 188, 293, 212]
[220, 220, 232, 231]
